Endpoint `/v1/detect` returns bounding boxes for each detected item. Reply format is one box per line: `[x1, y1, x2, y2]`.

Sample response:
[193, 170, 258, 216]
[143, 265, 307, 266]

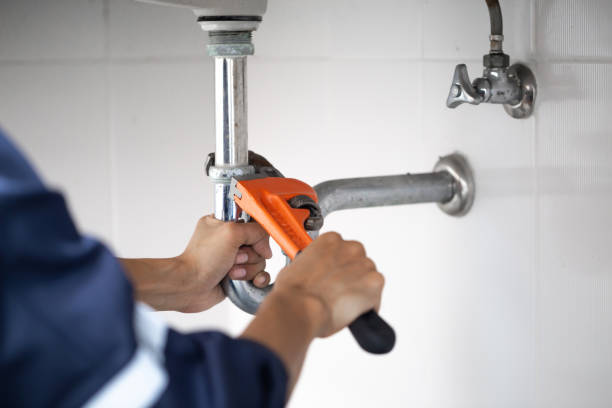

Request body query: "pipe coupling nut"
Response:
[207, 31, 254, 56]
[483, 52, 510, 68]
[207, 165, 255, 183]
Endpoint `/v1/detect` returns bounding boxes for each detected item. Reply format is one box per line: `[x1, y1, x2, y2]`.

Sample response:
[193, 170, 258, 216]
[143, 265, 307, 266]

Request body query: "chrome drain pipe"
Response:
[203, 27, 260, 309]
[206, 30, 255, 222]
[211, 55, 251, 221]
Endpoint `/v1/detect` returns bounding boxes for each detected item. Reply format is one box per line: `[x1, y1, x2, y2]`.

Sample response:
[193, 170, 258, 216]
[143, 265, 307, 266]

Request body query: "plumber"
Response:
[0, 129, 385, 407]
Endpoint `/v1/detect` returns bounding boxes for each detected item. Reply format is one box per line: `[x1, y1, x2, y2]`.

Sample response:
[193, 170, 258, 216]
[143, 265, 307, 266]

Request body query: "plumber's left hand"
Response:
[121, 215, 272, 313]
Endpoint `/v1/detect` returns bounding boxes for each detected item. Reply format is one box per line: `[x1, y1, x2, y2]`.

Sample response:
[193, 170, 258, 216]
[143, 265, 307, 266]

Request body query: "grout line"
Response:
[418, 0, 425, 168]
[532, 94, 541, 408]
[0, 56, 209, 66]
[103, 0, 119, 250]
[530, 0, 537, 57]
[531, 2, 540, 406]
[103, 0, 110, 58]
[1, 54, 611, 67]
[419, 0, 425, 61]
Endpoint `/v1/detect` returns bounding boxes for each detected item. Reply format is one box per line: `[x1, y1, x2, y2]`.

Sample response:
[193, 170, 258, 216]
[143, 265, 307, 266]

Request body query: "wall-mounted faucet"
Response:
[447, 0, 536, 119]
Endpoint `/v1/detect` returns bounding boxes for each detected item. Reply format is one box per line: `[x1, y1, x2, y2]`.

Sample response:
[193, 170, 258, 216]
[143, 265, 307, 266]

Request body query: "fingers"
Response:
[235, 246, 265, 265]
[228, 266, 270, 287]
[360, 270, 385, 313]
[222, 221, 273, 259]
[343, 258, 377, 279]
[226, 221, 269, 248]
[229, 259, 266, 279]
[229, 245, 271, 286]
[253, 271, 271, 287]
[316, 231, 343, 245]
[252, 235, 273, 259]
[199, 214, 222, 226]
[341, 240, 366, 259]
[314, 233, 365, 258]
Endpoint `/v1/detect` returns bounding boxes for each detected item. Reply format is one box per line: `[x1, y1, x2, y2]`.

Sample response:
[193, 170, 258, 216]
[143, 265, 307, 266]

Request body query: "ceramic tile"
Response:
[0, 0, 106, 61]
[423, 0, 532, 61]
[536, 0, 612, 59]
[108, 0, 208, 59]
[0, 65, 112, 242]
[535, 63, 612, 406]
[109, 61, 215, 258]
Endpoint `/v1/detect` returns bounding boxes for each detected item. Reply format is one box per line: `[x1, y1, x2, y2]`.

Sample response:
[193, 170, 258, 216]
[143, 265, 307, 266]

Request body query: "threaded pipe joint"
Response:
[207, 31, 254, 56]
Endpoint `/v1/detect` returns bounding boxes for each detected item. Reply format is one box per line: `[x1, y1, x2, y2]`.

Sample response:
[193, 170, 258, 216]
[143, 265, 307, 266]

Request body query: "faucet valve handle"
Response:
[447, 64, 484, 108]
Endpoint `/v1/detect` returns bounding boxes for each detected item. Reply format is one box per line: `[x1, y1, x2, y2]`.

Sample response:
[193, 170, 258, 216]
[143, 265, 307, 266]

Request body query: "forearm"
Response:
[240, 290, 325, 399]
[119, 257, 185, 311]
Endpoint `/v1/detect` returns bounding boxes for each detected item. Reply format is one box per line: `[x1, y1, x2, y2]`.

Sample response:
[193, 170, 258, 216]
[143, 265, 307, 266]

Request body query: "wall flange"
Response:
[434, 153, 475, 216]
[503, 63, 537, 119]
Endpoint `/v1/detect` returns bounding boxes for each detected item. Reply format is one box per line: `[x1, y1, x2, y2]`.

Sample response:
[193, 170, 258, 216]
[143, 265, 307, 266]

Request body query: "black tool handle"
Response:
[348, 309, 396, 354]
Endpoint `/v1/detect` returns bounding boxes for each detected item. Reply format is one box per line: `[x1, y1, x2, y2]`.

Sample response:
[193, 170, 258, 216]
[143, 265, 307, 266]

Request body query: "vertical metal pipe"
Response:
[485, 0, 504, 52]
[214, 57, 248, 167]
[485, 0, 503, 36]
[213, 56, 249, 221]
[206, 30, 260, 313]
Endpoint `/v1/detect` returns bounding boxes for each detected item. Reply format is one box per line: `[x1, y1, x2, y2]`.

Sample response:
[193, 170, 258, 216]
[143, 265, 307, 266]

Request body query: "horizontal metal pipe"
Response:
[314, 172, 456, 218]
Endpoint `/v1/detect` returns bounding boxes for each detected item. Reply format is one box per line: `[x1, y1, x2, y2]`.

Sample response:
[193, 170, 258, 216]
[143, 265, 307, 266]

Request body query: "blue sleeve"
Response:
[0, 129, 287, 407]
[158, 331, 287, 408]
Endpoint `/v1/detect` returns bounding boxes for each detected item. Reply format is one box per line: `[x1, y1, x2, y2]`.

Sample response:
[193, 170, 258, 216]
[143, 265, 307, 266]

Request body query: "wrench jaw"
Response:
[230, 175, 318, 260]
[288, 195, 323, 231]
[225, 172, 323, 314]
[212, 152, 320, 315]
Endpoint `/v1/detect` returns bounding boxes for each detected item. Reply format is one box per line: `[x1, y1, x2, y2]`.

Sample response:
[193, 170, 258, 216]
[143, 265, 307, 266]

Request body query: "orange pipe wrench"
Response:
[230, 175, 396, 354]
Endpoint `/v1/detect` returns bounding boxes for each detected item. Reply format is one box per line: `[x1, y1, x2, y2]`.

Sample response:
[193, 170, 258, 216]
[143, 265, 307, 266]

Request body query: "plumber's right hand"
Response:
[241, 231, 385, 395]
[271, 231, 385, 338]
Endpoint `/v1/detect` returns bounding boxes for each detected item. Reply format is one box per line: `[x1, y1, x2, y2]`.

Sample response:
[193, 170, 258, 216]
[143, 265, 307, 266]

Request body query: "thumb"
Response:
[252, 234, 273, 259]
[238, 222, 273, 259]
[232, 221, 269, 247]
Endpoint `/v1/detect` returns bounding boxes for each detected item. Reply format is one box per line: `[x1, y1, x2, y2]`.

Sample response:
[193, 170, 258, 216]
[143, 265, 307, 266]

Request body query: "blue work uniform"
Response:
[0, 129, 287, 407]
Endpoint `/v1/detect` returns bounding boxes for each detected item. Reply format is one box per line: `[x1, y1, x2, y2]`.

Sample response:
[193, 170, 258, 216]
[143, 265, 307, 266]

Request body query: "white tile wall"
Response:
[257, 0, 423, 58]
[535, 63, 612, 407]
[256, 0, 332, 58]
[0, 64, 113, 243]
[109, 61, 215, 257]
[108, 0, 206, 59]
[0, 0, 106, 61]
[327, 0, 423, 59]
[109, 60, 231, 331]
[1, 0, 612, 407]
[423, 0, 532, 61]
[536, 0, 612, 59]
[325, 60, 422, 174]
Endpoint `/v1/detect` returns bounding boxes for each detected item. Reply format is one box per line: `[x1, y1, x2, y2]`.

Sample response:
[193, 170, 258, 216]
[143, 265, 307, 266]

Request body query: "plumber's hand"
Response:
[179, 215, 273, 311]
[241, 232, 385, 393]
[272, 231, 385, 337]
[121, 215, 272, 313]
